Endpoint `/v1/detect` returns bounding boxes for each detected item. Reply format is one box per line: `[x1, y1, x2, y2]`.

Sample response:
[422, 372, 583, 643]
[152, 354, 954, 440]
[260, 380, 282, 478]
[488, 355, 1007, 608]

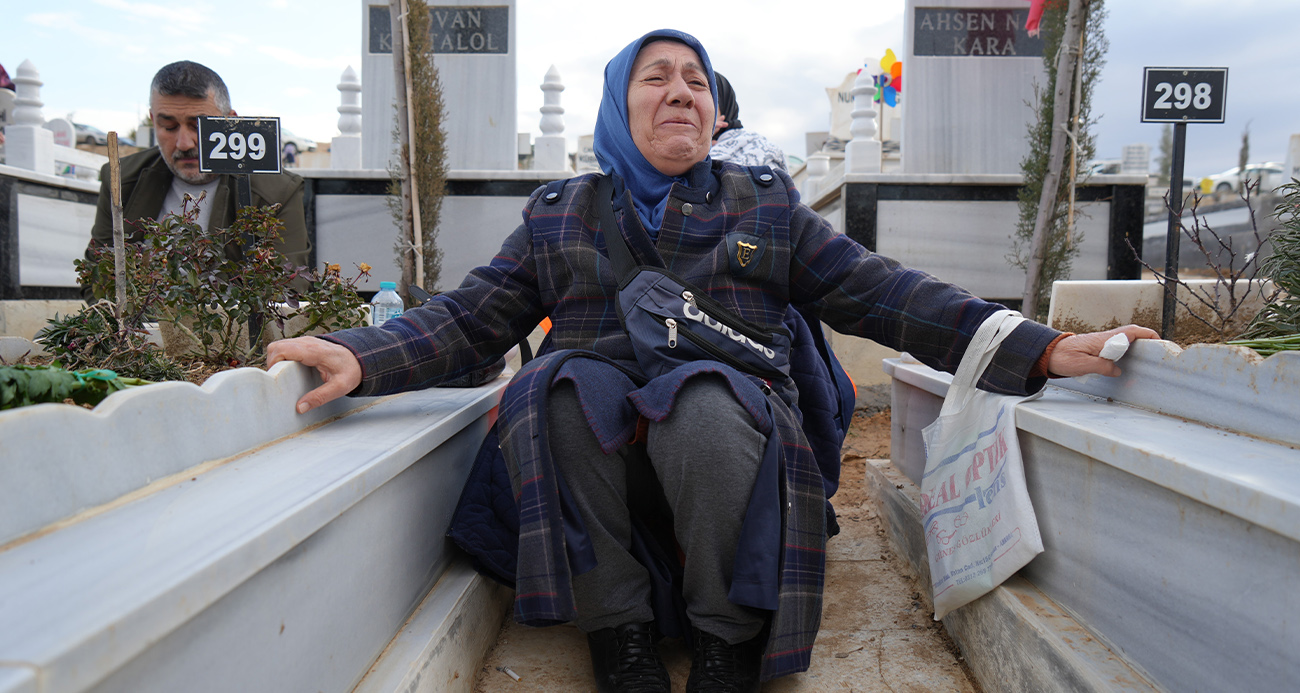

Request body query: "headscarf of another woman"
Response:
[713, 71, 743, 138]
[593, 29, 717, 233]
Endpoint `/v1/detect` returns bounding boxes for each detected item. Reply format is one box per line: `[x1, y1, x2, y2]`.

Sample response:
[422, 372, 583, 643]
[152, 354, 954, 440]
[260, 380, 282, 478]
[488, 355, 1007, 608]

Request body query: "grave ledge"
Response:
[0, 364, 507, 693]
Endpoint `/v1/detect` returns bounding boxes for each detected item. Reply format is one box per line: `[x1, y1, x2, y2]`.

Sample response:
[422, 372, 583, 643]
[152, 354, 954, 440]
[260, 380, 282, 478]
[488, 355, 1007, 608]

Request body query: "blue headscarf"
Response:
[594, 29, 717, 232]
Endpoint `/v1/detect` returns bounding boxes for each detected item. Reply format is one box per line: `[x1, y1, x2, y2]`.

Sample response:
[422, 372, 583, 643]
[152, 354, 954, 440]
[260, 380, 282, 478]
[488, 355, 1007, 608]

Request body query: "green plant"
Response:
[1230, 180, 1300, 352]
[1155, 124, 1172, 187]
[78, 195, 372, 368]
[35, 303, 186, 382]
[1009, 0, 1108, 319]
[387, 0, 448, 294]
[0, 365, 151, 410]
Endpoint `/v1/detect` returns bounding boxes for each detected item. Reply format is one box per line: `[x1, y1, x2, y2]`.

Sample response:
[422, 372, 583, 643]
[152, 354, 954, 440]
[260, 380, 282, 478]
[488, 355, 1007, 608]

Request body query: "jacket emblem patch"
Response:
[726, 232, 767, 277]
[736, 240, 758, 267]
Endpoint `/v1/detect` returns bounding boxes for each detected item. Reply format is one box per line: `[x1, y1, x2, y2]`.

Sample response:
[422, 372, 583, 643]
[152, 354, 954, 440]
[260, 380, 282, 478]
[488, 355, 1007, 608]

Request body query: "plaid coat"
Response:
[325, 162, 1060, 678]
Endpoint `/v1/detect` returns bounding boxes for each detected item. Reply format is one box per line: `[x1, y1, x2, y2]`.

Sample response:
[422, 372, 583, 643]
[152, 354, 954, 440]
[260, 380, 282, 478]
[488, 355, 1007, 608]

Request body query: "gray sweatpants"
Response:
[548, 376, 768, 644]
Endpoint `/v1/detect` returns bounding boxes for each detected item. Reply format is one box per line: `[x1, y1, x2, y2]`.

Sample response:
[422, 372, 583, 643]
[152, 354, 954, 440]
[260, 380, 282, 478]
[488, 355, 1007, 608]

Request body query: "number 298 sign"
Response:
[198, 116, 281, 174]
[1141, 67, 1228, 124]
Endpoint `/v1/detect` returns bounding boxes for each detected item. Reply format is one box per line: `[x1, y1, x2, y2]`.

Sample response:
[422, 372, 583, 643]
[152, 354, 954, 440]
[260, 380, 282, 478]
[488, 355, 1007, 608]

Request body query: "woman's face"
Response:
[627, 40, 714, 176]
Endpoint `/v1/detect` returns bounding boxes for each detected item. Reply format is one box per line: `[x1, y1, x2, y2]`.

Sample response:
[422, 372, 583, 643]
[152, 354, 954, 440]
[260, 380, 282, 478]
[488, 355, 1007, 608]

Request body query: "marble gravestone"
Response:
[43, 117, 74, 147]
[902, 0, 1047, 174]
[361, 0, 517, 171]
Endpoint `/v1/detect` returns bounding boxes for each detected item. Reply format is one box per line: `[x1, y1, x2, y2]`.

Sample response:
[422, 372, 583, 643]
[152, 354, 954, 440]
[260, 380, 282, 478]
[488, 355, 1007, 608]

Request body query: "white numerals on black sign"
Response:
[208, 131, 268, 161]
[1151, 81, 1213, 111]
[1141, 68, 1228, 124]
[198, 116, 282, 174]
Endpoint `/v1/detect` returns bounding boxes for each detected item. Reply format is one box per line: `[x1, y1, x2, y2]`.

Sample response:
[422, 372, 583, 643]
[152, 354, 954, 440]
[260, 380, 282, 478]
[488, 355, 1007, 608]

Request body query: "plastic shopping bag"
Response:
[920, 310, 1044, 620]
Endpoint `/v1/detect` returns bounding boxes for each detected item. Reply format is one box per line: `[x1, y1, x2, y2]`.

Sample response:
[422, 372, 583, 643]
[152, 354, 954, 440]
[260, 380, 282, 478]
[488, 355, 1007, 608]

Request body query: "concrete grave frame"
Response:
[879, 341, 1300, 692]
[0, 363, 510, 693]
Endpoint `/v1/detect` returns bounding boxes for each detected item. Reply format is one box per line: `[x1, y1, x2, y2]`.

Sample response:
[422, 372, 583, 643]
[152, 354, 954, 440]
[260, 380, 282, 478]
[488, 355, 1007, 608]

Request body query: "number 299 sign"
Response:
[1141, 67, 1228, 124]
[198, 116, 281, 174]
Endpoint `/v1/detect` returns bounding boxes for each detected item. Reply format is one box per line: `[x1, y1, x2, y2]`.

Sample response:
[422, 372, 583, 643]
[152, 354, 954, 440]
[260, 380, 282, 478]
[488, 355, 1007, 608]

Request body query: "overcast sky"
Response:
[7, 0, 1298, 179]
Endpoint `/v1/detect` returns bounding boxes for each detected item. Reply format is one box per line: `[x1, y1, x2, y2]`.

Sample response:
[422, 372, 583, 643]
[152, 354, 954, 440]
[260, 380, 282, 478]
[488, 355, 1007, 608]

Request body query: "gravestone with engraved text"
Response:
[903, 0, 1047, 174]
[361, 0, 516, 171]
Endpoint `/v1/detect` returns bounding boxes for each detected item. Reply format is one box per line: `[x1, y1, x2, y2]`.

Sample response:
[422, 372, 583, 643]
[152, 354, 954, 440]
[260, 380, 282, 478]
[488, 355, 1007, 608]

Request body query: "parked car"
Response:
[73, 123, 108, 146]
[1202, 162, 1286, 195]
[280, 129, 316, 153]
[1087, 159, 1123, 175]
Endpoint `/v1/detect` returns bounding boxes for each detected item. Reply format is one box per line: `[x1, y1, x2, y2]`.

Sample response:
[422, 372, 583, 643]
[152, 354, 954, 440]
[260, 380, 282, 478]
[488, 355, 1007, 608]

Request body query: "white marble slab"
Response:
[884, 340, 1300, 540]
[0, 363, 371, 546]
[0, 670, 34, 693]
[884, 342, 1300, 692]
[1055, 339, 1300, 447]
[0, 370, 506, 693]
[0, 164, 100, 193]
[16, 193, 96, 287]
[353, 559, 510, 693]
[875, 199, 1110, 299]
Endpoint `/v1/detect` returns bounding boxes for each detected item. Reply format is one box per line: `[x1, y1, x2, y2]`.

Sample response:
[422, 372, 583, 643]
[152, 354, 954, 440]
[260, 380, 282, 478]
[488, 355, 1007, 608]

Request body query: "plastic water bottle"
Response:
[370, 281, 404, 326]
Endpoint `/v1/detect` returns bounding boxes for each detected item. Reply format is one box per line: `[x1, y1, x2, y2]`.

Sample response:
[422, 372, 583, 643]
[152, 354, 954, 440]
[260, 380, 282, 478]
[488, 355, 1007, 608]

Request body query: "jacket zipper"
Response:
[651, 312, 784, 379]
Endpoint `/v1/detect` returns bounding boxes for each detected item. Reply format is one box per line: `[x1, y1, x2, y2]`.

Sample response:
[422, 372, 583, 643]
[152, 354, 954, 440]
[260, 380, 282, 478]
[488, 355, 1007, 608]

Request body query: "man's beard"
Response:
[164, 147, 220, 185]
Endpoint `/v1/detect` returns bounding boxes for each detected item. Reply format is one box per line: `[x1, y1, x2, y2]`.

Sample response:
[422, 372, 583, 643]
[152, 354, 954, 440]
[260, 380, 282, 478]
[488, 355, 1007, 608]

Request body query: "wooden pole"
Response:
[399, 0, 425, 290]
[389, 0, 416, 299]
[107, 131, 128, 325]
[1065, 6, 1087, 247]
[1021, 0, 1086, 317]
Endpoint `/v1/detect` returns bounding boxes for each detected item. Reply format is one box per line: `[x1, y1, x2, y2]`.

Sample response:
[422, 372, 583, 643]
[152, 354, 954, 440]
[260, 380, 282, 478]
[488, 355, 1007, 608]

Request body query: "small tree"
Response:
[406, 0, 448, 292]
[386, 0, 449, 295]
[1236, 122, 1251, 192]
[1009, 0, 1108, 319]
[1155, 124, 1173, 187]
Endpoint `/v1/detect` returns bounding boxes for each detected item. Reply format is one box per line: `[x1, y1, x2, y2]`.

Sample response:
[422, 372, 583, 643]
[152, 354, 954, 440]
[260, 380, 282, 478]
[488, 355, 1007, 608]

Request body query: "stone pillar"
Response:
[533, 65, 568, 172]
[803, 151, 830, 200]
[5, 60, 54, 175]
[331, 66, 363, 169]
[845, 70, 881, 174]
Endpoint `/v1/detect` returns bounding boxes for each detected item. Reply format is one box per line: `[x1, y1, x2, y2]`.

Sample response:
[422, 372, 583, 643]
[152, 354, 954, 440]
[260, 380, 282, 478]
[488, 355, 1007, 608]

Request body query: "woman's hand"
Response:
[266, 336, 363, 414]
[1047, 325, 1161, 378]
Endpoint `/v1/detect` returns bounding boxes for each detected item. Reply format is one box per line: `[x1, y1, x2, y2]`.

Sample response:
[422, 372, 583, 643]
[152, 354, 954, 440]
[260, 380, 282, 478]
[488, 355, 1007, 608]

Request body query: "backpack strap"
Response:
[595, 174, 643, 281]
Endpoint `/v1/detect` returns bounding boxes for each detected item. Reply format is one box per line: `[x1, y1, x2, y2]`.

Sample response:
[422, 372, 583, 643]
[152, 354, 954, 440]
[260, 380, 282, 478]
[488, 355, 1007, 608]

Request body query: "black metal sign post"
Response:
[197, 116, 283, 356]
[1141, 67, 1228, 339]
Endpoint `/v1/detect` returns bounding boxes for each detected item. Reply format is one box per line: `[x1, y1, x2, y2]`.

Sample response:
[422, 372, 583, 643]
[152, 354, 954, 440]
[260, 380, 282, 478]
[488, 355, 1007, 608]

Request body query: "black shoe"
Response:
[586, 621, 671, 693]
[686, 627, 763, 693]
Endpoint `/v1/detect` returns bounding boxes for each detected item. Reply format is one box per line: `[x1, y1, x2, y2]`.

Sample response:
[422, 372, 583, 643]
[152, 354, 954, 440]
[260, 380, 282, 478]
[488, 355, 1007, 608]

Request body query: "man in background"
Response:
[81, 61, 309, 298]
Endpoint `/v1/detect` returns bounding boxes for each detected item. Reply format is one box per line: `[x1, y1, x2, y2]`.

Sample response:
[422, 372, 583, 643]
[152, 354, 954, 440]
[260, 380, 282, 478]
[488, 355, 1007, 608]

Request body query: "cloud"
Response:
[91, 0, 210, 23]
[256, 45, 352, 71]
[25, 12, 122, 47]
